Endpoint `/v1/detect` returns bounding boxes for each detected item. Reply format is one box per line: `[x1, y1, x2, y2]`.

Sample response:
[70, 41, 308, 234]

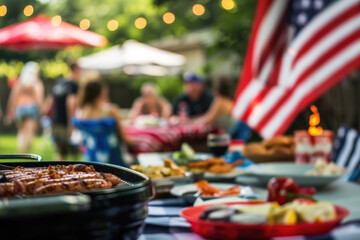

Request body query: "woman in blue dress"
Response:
[74, 80, 131, 166]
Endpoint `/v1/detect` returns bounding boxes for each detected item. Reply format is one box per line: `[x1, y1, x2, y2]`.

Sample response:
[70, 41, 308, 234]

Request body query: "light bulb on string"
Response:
[51, 15, 62, 26]
[0, 5, 7, 17]
[163, 12, 175, 24]
[135, 17, 147, 29]
[80, 19, 90, 30]
[107, 19, 119, 31]
[24, 5, 34, 16]
[192, 4, 205, 16]
[221, 0, 235, 10]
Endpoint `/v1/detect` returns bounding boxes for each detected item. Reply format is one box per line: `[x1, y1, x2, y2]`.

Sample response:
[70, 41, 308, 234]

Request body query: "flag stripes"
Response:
[233, 0, 360, 138]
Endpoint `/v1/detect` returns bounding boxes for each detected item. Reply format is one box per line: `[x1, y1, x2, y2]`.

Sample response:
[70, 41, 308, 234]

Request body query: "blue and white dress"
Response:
[73, 117, 126, 167]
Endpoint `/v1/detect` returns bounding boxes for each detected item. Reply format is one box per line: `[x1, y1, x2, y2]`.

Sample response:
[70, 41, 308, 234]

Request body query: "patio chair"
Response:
[73, 117, 127, 167]
[332, 125, 360, 182]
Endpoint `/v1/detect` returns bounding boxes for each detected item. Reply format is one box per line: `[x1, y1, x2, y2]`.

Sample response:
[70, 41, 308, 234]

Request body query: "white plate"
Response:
[205, 168, 245, 181]
[171, 183, 255, 204]
[241, 162, 345, 188]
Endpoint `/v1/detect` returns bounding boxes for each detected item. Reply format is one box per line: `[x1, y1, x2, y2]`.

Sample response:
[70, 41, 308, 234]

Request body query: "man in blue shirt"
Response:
[172, 73, 213, 118]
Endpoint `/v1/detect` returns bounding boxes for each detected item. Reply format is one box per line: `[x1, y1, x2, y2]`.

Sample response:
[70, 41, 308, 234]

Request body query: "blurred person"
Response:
[47, 61, 81, 160]
[192, 76, 236, 131]
[74, 80, 132, 166]
[129, 82, 171, 121]
[172, 73, 213, 119]
[6, 62, 44, 153]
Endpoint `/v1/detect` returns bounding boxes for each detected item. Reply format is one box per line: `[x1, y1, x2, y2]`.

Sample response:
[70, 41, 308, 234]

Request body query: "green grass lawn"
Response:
[0, 134, 57, 161]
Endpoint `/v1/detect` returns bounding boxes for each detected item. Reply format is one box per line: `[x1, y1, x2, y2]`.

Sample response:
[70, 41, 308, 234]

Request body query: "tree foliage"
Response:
[0, 0, 256, 79]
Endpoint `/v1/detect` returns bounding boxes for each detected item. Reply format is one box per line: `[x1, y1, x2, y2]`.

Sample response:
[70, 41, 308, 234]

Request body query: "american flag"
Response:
[232, 0, 360, 138]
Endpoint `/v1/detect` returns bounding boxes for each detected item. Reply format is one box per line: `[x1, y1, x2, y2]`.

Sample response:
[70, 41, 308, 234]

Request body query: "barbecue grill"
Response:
[0, 154, 154, 240]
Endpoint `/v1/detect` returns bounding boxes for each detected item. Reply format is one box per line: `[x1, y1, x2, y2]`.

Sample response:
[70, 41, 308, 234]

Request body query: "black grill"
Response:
[0, 155, 154, 240]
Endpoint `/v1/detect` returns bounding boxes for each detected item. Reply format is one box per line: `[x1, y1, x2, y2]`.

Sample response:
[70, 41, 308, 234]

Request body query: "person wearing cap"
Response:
[6, 62, 44, 153]
[172, 73, 213, 118]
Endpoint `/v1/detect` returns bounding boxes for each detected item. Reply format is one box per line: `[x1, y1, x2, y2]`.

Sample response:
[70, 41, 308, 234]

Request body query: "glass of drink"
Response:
[207, 133, 230, 157]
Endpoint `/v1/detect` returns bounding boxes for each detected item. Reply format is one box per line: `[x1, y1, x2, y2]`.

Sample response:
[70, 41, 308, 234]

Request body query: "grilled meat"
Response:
[0, 164, 120, 197]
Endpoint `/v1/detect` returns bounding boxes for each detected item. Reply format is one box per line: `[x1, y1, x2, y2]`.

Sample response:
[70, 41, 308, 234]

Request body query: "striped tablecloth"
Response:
[140, 198, 360, 240]
[126, 125, 219, 154]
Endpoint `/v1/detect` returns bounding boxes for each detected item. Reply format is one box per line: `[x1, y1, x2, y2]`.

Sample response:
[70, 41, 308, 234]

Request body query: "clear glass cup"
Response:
[207, 133, 231, 157]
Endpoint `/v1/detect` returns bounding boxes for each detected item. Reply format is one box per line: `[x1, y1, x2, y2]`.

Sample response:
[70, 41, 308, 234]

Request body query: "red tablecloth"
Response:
[126, 124, 219, 154]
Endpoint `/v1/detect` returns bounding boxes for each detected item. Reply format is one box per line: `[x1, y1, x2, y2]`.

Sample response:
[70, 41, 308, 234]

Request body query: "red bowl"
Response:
[181, 202, 349, 240]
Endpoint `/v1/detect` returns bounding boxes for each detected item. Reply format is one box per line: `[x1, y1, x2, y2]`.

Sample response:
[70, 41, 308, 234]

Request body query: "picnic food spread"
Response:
[0, 164, 121, 197]
[199, 200, 337, 225]
[242, 136, 295, 161]
[188, 157, 243, 174]
[194, 180, 241, 197]
[130, 159, 187, 179]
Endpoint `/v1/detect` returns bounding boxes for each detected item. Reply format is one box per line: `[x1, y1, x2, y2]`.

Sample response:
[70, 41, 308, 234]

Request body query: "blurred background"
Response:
[0, 0, 359, 158]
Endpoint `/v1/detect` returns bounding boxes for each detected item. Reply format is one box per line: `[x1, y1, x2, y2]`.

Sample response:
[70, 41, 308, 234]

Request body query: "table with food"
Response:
[1, 129, 360, 240]
[130, 133, 360, 240]
[124, 118, 219, 154]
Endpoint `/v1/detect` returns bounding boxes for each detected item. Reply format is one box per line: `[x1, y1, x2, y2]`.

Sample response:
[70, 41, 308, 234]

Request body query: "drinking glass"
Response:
[207, 133, 230, 157]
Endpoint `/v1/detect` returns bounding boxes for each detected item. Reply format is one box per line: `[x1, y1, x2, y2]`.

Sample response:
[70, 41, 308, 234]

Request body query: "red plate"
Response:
[181, 202, 349, 240]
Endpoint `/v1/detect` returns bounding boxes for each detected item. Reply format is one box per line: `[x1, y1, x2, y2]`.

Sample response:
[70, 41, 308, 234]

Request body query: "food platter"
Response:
[171, 183, 255, 204]
[239, 162, 345, 188]
[242, 136, 295, 163]
[137, 152, 245, 182]
[181, 201, 349, 240]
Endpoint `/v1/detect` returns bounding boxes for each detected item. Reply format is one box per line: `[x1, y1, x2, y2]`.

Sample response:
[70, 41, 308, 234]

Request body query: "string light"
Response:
[162, 12, 175, 24]
[23, 5, 34, 16]
[0, 5, 7, 17]
[107, 19, 118, 31]
[51, 15, 62, 26]
[192, 4, 205, 16]
[221, 0, 235, 10]
[135, 17, 147, 29]
[79, 18, 90, 30]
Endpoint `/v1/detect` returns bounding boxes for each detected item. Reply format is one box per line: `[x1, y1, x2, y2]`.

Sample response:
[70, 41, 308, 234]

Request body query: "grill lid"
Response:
[0, 193, 91, 217]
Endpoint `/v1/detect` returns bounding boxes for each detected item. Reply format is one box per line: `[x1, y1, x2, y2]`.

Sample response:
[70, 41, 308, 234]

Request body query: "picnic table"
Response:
[126, 124, 219, 154]
[137, 152, 360, 239]
[140, 180, 360, 240]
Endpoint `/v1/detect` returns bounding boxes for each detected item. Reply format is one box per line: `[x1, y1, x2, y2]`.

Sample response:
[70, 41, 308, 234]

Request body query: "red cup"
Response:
[295, 130, 333, 164]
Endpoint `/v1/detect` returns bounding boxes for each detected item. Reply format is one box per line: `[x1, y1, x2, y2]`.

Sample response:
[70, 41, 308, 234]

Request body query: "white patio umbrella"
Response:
[79, 40, 186, 76]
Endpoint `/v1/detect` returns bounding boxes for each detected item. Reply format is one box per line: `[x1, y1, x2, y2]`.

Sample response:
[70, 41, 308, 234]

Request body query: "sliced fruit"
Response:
[273, 205, 297, 225]
[230, 213, 268, 224]
[239, 202, 279, 224]
[298, 202, 336, 223]
[181, 143, 195, 159]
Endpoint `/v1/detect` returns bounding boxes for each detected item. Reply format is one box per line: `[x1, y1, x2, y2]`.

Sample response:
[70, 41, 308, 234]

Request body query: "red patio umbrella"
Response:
[0, 15, 107, 51]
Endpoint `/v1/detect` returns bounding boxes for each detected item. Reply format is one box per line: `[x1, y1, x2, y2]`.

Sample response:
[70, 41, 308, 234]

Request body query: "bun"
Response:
[243, 143, 267, 155]
[263, 136, 294, 149]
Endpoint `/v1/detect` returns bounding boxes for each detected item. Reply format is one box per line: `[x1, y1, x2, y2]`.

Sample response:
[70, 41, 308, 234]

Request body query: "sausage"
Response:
[73, 164, 96, 173]
[0, 164, 120, 197]
[102, 173, 121, 186]
[0, 182, 16, 197]
[34, 179, 112, 195]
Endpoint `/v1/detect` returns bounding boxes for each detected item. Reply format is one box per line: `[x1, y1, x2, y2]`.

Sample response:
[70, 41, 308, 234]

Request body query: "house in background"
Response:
[150, 28, 242, 79]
